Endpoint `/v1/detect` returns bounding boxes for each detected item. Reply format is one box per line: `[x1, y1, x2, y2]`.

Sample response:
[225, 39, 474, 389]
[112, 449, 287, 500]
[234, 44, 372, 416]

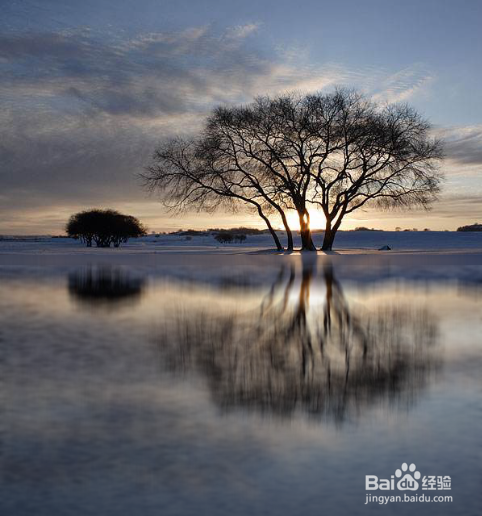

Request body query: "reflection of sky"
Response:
[1, 0, 482, 233]
[1, 259, 481, 514]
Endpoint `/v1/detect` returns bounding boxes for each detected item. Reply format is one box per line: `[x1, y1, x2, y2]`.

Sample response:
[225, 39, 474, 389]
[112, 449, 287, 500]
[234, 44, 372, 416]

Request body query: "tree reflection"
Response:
[159, 258, 439, 422]
[68, 267, 145, 307]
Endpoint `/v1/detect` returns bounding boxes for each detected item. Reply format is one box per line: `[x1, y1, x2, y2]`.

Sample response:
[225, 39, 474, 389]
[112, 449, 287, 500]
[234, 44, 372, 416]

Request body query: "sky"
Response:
[1, 0, 482, 234]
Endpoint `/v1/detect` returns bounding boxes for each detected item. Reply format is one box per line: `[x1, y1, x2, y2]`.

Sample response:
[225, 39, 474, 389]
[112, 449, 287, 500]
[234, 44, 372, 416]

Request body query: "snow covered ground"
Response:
[1, 230, 482, 255]
[1, 231, 482, 287]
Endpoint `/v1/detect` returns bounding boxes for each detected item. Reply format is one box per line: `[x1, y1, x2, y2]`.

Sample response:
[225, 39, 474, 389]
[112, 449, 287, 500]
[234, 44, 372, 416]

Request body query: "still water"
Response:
[1, 254, 481, 515]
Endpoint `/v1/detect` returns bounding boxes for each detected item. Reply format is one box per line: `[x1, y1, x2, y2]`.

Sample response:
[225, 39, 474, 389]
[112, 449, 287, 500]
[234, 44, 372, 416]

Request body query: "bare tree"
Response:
[144, 138, 285, 251]
[309, 91, 444, 250]
[144, 89, 443, 251]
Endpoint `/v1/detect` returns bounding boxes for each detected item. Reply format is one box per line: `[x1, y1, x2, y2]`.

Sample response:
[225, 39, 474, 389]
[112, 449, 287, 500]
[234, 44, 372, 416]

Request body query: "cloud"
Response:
[370, 64, 434, 104]
[1, 25, 432, 122]
[1, 23, 469, 234]
[0, 24, 280, 229]
[225, 23, 260, 40]
[435, 125, 482, 166]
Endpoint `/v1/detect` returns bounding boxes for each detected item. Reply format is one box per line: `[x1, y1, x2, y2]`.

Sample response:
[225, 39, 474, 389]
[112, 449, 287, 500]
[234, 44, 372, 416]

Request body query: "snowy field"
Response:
[1, 230, 482, 290]
[1, 230, 482, 285]
[1, 230, 482, 255]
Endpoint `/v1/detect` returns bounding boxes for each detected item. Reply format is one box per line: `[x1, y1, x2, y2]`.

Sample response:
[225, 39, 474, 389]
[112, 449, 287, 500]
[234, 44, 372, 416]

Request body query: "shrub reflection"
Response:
[68, 267, 145, 306]
[159, 258, 440, 421]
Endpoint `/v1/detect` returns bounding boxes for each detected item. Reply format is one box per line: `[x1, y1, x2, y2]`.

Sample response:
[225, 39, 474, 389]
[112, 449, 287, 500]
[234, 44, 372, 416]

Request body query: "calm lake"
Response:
[1, 253, 481, 516]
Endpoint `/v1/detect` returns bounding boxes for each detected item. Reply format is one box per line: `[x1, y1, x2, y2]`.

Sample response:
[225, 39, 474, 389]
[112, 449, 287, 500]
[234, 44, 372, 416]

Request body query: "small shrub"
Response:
[214, 232, 233, 244]
[66, 209, 147, 247]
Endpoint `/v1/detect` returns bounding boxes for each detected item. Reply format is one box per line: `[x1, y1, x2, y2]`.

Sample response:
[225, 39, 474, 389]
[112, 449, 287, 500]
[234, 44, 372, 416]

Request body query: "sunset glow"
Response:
[1, 0, 481, 236]
[284, 210, 327, 231]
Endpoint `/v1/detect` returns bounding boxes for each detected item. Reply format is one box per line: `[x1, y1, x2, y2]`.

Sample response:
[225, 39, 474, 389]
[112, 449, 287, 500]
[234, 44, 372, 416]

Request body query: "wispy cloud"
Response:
[434, 125, 482, 166]
[371, 64, 434, 104]
[0, 26, 437, 121]
[225, 22, 260, 40]
[2, 23, 474, 234]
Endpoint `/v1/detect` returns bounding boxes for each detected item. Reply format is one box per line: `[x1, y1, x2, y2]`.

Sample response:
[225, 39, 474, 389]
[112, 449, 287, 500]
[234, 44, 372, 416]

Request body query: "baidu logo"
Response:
[365, 462, 451, 492]
[395, 463, 421, 490]
[365, 462, 453, 505]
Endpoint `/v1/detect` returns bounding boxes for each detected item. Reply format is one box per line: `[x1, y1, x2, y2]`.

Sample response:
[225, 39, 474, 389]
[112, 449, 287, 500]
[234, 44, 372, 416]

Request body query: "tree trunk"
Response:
[278, 209, 294, 251]
[257, 206, 283, 251]
[298, 210, 316, 251]
[322, 211, 345, 251]
[321, 220, 336, 251]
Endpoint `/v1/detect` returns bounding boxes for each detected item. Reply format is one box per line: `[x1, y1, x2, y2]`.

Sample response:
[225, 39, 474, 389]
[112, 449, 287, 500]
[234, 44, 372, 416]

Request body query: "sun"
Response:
[284, 209, 327, 231]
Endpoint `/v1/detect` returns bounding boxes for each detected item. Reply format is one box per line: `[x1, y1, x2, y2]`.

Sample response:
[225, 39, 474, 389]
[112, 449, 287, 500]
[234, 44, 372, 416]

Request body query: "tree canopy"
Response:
[66, 209, 147, 247]
[145, 89, 443, 251]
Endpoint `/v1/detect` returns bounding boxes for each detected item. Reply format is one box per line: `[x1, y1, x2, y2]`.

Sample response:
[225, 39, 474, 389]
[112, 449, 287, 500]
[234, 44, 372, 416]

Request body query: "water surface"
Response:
[1, 255, 481, 515]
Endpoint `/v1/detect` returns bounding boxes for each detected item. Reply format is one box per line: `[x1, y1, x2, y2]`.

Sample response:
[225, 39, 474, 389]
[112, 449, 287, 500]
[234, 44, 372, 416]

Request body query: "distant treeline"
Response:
[214, 233, 247, 244]
[172, 227, 267, 236]
[172, 227, 384, 235]
[457, 223, 482, 232]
